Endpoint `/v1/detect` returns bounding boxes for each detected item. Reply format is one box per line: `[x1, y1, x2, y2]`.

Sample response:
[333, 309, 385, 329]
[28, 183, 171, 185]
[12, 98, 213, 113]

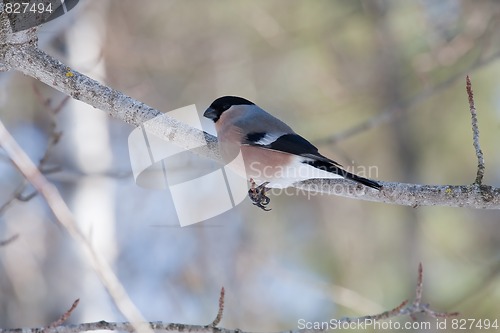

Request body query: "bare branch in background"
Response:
[316, 45, 500, 146]
[466, 76, 485, 185]
[0, 119, 152, 333]
[0, 264, 457, 333]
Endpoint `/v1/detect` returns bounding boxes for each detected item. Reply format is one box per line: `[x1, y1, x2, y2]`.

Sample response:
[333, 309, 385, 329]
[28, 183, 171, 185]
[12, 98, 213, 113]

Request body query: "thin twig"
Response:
[340, 300, 409, 323]
[209, 287, 225, 327]
[47, 299, 80, 328]
[341, 263, 458, 323]
[415, 262, 424, 303]
[17, 189, 38, 202]
[0, 234, 19, 247]
[32, 84, 67, 171]
[0, 182, 26, 213]
[466, 75, 485, 185]
[0, 89, 66, 214]
[398, 263, 459, 320]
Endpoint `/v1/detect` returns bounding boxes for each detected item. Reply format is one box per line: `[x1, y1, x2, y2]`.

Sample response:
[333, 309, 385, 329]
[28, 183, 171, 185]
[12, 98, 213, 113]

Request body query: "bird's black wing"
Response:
[244, 132, 382, 190]
[243, 132, 342, 166]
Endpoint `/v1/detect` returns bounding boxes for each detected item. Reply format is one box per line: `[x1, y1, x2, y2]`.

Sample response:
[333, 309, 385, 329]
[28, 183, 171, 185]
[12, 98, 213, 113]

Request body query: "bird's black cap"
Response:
[204, 96, 254, 122]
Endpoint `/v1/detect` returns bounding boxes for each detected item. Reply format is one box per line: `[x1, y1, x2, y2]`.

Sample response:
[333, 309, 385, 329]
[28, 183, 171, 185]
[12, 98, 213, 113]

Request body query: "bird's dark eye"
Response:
[222, 104, 231, 111]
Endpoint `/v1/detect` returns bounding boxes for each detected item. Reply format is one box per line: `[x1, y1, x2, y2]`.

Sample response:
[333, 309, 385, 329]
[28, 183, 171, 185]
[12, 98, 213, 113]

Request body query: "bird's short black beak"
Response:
[203, 107, 218, 121]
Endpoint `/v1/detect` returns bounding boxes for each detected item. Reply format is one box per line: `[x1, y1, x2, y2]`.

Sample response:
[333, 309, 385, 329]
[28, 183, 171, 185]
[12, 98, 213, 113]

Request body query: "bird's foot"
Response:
[248, 179, 271, 211]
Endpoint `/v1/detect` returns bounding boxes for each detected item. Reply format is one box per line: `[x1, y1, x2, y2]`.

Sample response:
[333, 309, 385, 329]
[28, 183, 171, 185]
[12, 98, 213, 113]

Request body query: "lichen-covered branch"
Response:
[294, 180, 499, 209]
[0, 12, 499, 210]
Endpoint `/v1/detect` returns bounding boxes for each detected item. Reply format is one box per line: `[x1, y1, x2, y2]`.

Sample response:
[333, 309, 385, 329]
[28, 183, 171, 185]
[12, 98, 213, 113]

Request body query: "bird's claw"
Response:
[248, 179, 272, 211]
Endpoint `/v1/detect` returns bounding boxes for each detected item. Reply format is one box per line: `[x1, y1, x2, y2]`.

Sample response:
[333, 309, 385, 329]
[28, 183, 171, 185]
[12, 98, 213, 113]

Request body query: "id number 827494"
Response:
[3, 2, 53, 14]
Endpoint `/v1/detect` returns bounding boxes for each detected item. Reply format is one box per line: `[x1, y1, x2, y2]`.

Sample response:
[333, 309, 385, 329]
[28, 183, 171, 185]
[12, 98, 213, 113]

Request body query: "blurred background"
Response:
[1, 0, 500, 331]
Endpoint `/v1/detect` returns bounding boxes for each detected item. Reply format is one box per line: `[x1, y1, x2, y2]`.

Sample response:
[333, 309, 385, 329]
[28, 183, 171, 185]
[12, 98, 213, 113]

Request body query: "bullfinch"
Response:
[203, 96, 381, 210]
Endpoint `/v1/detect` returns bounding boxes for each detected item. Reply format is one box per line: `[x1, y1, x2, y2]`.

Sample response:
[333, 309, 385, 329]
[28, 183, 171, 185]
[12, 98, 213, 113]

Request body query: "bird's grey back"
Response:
[230, 104, 295, 135]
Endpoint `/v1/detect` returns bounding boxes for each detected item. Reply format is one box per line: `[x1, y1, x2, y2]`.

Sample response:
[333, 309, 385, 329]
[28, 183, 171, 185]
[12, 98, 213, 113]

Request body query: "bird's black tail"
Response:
[342, 170, 382, 190]
[305, 160, 382, 190]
